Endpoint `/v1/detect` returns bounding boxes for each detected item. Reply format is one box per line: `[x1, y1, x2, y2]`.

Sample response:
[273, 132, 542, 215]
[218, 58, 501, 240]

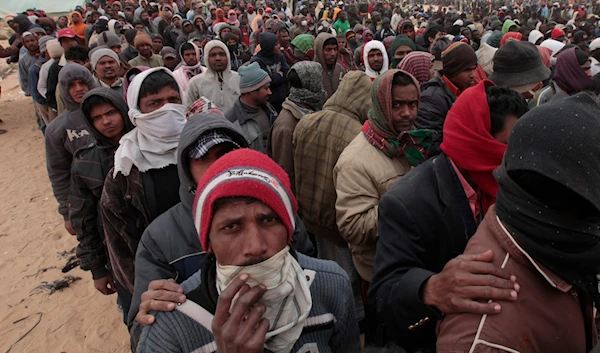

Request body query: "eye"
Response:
[222, 223, 238, 230]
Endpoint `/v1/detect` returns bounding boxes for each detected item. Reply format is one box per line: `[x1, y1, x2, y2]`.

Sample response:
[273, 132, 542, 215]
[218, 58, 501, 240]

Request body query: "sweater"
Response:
[137, 253, 360, 353]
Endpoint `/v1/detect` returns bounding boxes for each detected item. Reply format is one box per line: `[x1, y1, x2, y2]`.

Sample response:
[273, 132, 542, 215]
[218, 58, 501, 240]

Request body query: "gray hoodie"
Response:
[45, 63, 96, 220]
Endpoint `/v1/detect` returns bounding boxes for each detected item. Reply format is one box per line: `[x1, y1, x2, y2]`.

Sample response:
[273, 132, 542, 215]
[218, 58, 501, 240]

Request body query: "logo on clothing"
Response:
[67, 129, 90, 142]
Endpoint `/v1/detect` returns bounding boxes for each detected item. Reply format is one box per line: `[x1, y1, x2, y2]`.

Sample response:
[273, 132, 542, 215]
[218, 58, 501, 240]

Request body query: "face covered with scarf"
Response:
[362, 69, 433, 166]
[193, 149, 312, 353]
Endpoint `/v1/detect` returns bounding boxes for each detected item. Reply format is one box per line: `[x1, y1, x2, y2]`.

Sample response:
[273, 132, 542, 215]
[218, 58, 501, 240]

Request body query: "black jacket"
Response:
[250, 34, 289, 113]
[368, 153, 477, 352]
[69, 88, 134, 279]
[414, 75, 457, 157]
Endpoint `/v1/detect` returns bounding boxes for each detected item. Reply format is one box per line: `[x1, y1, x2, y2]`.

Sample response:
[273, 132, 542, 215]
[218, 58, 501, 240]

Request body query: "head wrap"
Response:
[398, 51, 435, 84]
[441, 42, 477, 78]
[390, 35, 416, 68]
[487, 30, 504, 48]
[553, 47, 591, 94]
[287, 61, 325, 111]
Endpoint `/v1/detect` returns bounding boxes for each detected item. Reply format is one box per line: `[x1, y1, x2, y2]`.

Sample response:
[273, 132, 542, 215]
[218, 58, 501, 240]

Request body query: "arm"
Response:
[334, 161, 380, 247]
[268, 124, 295, 190]
[18, 59, 30, 96]
[45, 125, 73, 220]
[29, 66, 46, 105]
[0, 43, 20, 58]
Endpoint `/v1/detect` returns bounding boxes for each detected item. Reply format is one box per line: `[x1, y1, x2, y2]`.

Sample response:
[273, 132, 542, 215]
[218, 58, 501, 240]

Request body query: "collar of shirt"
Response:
[450, 158, 480, 220]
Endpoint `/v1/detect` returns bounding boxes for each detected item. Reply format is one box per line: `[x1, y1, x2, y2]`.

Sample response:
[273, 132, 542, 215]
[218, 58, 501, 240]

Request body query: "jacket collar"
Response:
[489, 206, 573, 293]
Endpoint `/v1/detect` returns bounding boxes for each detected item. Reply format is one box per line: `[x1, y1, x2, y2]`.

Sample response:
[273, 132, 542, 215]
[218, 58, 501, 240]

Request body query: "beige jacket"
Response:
[333, 133, 411, 281]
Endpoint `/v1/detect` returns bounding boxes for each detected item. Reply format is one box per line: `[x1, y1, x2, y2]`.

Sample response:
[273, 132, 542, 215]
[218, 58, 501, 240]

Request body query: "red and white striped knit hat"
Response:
[192, 149, 297, 251]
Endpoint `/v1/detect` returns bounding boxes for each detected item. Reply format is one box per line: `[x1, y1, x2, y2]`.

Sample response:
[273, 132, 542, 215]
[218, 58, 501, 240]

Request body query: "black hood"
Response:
[80, 87, 135, 148]
[177, 114, 249, 211]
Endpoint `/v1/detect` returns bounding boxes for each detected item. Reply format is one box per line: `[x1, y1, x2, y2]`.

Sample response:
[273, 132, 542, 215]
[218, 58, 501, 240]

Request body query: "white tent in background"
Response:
[1, 0, 85, 17]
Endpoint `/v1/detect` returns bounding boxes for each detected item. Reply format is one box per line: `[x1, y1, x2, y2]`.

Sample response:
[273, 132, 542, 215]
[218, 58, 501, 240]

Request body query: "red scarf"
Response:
[441, 80, 506, 213]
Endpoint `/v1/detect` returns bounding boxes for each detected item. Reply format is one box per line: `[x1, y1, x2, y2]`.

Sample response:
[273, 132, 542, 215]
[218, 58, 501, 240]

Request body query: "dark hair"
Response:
[392, 71, 416, 87]
[425, 24, 444, 45]
[133, 21, 144, 27]
[323, 37, 338, 47]
[181, 42, 195, 53]
[486, 86, 528, 137]
[575, 47, 590, 65]
[81, 95, 117, 121]
[138, 70, 180, 104]
[65, 45, 90, 62]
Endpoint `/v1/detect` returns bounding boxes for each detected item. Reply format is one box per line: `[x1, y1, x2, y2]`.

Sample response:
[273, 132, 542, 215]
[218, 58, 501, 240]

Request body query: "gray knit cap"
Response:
[287, 61, 325, 111]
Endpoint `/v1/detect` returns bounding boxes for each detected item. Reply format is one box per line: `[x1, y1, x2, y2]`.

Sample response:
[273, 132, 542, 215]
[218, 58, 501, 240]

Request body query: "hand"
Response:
[422, 250, 520, 315]
[212, 274, 269, 353]
[64, 220, 76, 235]
[6, 58, 11, 64]
[94, 274, 117, 295]
[137, 279, 186, 325]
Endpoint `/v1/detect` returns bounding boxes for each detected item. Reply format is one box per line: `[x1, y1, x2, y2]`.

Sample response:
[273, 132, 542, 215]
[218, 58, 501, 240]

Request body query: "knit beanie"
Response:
[38, 35, 54, 54]
[239, 62, 271, 93]
[97, 31, 122, 48]
[134, 32, 152, 48]
[193, 148, 297, 251]
[46, 39, 64, 59]
[442, 42, 477, 78]
[90, 47, 120, 71]
[487, 30, 504, 48]
[391, 35, 416, 54]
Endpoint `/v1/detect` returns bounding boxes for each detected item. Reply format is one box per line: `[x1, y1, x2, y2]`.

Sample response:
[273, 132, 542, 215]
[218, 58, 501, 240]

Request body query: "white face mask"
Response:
[216, 246, 313, 353]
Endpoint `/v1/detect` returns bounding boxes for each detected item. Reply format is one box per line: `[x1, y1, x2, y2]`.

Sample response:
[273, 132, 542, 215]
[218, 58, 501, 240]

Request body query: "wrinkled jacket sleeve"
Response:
[46, 63, 59, 110]
[415, 89, 446, 156]
[28, 65, 46, 105]
[334, 161, 379, 247]
[369, 191, 442, 346]
[18, 58, 31, 96]
[45, 126, 72, 220]
[69, 161, 110, 279]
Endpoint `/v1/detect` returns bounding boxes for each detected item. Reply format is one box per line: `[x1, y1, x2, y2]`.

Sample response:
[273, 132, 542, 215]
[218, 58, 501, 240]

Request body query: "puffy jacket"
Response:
[414, 75, 457, 157]
[333, 133, 411, 281]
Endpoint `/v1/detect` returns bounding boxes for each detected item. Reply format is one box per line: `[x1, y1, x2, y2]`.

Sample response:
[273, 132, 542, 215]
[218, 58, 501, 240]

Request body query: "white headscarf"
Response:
[529, 30, 545, 45]
[113, 67, 186, 177]
[363, 40, 389, 79]
[540, 39, 566, 66]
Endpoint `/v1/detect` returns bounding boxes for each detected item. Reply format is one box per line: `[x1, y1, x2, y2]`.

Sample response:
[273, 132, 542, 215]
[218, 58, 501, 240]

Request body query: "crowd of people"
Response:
[2, 0, 600, 352]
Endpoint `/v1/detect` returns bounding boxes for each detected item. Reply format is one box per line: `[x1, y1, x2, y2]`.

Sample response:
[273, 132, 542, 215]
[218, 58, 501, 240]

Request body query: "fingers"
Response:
[458, 250, 495, 263]
[245, 318, 270, 349]
[238, 303, 267, 338]
[142, 288, 186, 304]
[137, 312, 156, 325]
[459, 273, 520, 292]
[213, 274, 250, 327]
[451, 298, 503, 315]
[460, 285, 518, 302]
[456, 259, 513, 280]
[148, 279, 184, 293]
[228, 284, 267, 326]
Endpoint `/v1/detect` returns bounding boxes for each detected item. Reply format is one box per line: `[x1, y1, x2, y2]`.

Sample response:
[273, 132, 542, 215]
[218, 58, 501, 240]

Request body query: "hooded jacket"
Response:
[250, 32, 289, 112]
[363, 40, 389, 80]
[70, 88, 134, 279]
[128, 114, 314, 345]
[186, 40, 240, 113]
[314, 32, 347, 99]
[45, 63, 96, 220]
[293, 71, 373, 244]
[172, 41, 205, 95]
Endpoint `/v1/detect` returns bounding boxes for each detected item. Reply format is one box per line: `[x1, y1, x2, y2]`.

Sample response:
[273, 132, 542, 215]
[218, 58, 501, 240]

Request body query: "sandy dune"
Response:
[0, 69, 130, 352]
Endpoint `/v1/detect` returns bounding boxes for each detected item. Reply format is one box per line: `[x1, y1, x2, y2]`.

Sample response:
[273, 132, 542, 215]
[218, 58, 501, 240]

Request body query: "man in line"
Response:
[314, 32, 346, 99]
[37, 39, 64, 122]
[45, 63, 96, 234]
[186, 40, 240, 113]
[437, 93, 600, 353]
[96, 31, 132, 76]
[369, 82, 529, 351]
[70, 87, 134, 313]
[363, 40, 389, 81]
[100, 67, 186, 316]
[18, 31, 41, 97]
[46, 29, 82, 115]
[129, 32, 165, 68]
[136, 149, 360, 353]
[172, 42, 204, 95]
[415, 42, 478, 156]
[90, 47, 124, 96]
[224, 62, 277, 152]
[250, 32, 288, 113]
[29, 36, 54, 128]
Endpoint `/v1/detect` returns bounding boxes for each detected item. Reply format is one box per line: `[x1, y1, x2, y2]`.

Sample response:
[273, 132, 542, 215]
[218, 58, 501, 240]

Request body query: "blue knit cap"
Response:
[239, 62, 271, 94]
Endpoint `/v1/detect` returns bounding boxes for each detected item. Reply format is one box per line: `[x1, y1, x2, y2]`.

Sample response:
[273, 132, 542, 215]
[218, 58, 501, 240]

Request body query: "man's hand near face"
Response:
[212, 274, 269, 353]
[137, 279, 186, 325]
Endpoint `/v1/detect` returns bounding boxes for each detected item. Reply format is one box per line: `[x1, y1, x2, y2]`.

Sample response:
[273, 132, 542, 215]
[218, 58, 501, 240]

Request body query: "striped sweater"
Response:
[137, 253, 360, 353]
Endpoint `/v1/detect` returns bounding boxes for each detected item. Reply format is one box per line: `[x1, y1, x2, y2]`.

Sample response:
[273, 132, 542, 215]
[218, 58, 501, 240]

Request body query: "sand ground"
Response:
[0, 51, 130, 352]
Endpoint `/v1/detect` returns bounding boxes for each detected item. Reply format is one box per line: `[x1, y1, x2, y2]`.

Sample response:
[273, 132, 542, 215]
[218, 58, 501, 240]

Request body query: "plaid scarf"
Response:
[362, 69, 433, 166]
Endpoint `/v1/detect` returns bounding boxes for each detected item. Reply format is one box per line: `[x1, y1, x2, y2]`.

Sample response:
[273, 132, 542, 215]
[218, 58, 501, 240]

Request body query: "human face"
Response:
[110, 44, 122, 56]
[138, 43, 153, 58]
[368, 49, 384, 71]
[163, 56, 178, 70]
[323, 43, 338, 66]
[279, 30, 290, 47]
[337, 37, 347, 50]
[220, 27, 231, 37]
[365, 32, 374, 41]
[138, 86, 182, 113]
[141, 12, 150, 22]
[183, 22, 193, 33]
[68, 79, 90, 104]
[189, 143, 237, 183]
[208, 47, 228, 72]
[449, 65, 476, 91]
[58, 16, 68, 28]
[182, 48, 198, 66]
[492, 114, 518, 144]
[250, 83, 272, 105]
[95, 56, 119, 81]
[135, 24, 145, 32]
[207, 199, 288, 266]
[173, 17, 181, 27]
[72, 13, 81, 23]
[401, 25, 416, 41]
[89, 102, 125, 144]
[390, 83, 419, 133]
[394, 45, 413, 60]
[60, 37, 79, 50]
[152, 39, 163, 53]
[23, 35, 39, 52]
[581, 59, 592, 77]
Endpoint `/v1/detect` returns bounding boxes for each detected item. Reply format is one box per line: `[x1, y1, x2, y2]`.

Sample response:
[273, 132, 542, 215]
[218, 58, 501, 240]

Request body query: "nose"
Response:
[242, 222, 268, 258]
[399, 104, 411, 118]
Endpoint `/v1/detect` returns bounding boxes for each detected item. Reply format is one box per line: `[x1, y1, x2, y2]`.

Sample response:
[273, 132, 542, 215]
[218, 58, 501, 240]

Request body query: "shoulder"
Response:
[73, 142, 98, 160]
[337, 133, 378, 169]
[298, 253, 349, 281]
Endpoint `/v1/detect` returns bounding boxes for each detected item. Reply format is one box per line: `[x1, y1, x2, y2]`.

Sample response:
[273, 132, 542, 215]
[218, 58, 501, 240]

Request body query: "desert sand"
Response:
[0, 60, 130, 351]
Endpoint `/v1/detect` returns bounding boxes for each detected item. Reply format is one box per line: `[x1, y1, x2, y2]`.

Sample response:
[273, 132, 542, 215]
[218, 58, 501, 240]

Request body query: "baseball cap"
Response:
[160, 46, 177, 59]
[551, 27, 565, 39]
[58, 28, 77, 39]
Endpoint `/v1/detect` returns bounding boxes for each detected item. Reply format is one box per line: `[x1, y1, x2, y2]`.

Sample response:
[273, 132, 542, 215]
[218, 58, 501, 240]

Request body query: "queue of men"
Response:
[3, 0, 600, 352]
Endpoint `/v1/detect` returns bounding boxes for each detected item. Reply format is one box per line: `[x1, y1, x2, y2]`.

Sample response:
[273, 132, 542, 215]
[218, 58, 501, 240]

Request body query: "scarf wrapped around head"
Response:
[500, 32, 522, 47]
[362, 69, 433, 166]
[398, 51, 434, 84]
[441, 80, 506, 212]
[287, 61, 325, 111]
[553, 47, 592, 94]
